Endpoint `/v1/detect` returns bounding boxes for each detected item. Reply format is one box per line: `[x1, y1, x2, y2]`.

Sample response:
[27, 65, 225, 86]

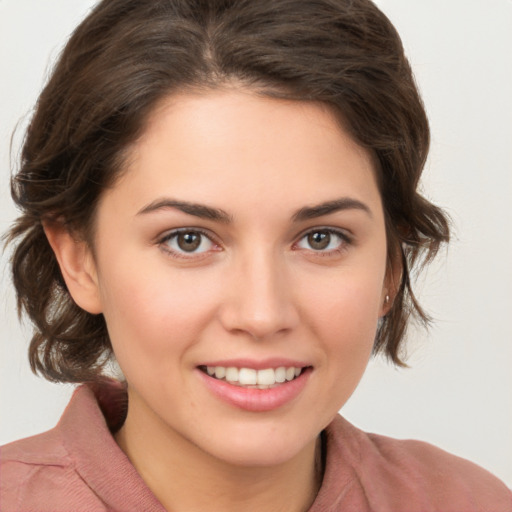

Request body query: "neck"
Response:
[115, 390, 323, 512]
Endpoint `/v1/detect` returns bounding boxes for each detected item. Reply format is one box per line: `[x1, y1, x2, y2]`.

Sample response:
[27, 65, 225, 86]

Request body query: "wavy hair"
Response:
[7, 0, 449, 382]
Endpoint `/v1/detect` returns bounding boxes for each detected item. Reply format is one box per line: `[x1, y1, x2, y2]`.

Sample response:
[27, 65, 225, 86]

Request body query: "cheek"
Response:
[311, 277, 382, 400]
[319, 285, 380, 373]
[302, 269, 384, 337]
[97, 257, 220, 365]
[299, 264, 384, 381]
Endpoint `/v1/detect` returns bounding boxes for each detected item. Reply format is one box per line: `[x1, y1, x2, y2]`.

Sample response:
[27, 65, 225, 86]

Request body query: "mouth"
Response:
[198, 365, 309, 389]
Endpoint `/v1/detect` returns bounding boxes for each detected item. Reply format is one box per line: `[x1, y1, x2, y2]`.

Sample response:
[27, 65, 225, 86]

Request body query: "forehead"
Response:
[104, 89, 382, 219]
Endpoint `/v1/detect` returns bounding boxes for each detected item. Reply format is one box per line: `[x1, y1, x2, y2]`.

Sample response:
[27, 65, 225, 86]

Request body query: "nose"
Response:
[218, 249, 299, 340]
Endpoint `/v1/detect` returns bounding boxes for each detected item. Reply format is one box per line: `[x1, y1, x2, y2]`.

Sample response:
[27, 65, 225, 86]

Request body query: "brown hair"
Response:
[7, 0, 449, 383]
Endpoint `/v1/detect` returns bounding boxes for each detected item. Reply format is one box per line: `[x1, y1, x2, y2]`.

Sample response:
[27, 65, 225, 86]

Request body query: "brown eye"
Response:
[296, 229, 348, 252]
[162, 230, 215, 255]
[307, 231, 331, 250]
[177, 232, 201, 252]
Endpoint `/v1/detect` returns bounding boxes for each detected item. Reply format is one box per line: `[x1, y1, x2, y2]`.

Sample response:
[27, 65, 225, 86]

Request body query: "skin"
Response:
[46, 89, 395, 512]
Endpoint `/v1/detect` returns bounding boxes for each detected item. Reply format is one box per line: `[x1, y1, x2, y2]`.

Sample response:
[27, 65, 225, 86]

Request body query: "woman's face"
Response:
[85, 89, 391, 466]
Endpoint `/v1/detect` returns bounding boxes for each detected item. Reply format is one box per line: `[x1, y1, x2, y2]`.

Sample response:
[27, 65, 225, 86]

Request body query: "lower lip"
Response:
[197, 368, 312, 412]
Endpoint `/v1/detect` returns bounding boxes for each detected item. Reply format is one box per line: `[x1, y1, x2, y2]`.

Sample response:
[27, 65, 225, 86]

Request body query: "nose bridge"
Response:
[220, 244, 298, 339]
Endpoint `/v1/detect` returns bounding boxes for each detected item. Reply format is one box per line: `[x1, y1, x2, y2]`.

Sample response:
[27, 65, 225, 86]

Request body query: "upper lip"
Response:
[197, 358, 311, 370]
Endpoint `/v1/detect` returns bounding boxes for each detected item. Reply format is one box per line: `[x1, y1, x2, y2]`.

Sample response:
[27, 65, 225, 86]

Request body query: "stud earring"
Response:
[384, 294, 390, 304]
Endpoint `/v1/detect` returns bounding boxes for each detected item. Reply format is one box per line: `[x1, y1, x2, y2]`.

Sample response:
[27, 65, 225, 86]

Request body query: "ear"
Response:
[379, 250, 403, 317]
[43, 221, 103, 314]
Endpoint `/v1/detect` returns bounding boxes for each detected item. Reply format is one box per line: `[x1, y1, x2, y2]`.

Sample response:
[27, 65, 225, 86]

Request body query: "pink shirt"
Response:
[1, 381, 511, 511]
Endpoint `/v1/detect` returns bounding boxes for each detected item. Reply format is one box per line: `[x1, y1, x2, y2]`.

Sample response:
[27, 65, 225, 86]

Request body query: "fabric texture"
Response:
[1, 381, 511, 512]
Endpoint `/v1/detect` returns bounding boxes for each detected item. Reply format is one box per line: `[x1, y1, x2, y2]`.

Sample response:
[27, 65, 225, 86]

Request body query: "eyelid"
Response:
[293, 226, 353, 252]
[158, 227, 222, 258]
[156, 225, 353, 259]
[295, 225, 353, 241]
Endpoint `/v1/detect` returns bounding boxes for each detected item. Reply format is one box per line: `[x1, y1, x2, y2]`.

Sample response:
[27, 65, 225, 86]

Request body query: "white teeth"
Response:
[275, 367, 286, 383]
[225, 367, 239, 382]
[238, 368, 257, 385]
[257, 368, 276, 386]
[214, 366, 226, 379]
[204, 365, 304, 387]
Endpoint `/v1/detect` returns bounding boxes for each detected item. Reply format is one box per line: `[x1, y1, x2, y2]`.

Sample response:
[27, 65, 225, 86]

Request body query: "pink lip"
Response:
[196, 366, 312, 412]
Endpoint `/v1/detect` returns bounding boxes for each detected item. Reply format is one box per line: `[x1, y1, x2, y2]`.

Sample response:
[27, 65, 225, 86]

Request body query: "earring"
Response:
[384, 294, 390, 304]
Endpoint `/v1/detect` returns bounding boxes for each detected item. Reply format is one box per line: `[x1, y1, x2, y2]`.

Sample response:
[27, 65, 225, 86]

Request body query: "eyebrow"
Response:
[292, 197, 372, 222]
[137, 196, 372, 223]
[137, 199, 232, 223]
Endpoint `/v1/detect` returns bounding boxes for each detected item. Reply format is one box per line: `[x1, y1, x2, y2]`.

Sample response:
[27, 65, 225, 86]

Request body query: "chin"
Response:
[198, 424, 318, 468]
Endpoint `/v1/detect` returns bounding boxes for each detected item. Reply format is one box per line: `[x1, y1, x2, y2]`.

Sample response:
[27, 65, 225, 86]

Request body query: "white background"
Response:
[1, 0, 511, 487]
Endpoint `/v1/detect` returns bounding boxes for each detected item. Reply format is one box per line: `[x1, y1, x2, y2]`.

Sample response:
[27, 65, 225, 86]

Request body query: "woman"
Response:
[1, 0, 510, 510]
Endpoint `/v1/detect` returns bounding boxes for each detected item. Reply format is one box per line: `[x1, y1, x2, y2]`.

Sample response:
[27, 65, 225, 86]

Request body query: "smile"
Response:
[199, 365, 304, 389]
[197, 364, 312, 412]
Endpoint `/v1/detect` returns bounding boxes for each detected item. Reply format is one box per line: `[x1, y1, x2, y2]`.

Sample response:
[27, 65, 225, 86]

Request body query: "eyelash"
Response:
[157, 227, 353, 259]
[293, 227, 353, 257]
[158, 228, 220, 260]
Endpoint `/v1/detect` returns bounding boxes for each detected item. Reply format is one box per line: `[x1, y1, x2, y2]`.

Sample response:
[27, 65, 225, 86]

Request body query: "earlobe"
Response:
[379, 291, 392, 318]
[380, 254, 403, 317]
[43, 221, 103, 314]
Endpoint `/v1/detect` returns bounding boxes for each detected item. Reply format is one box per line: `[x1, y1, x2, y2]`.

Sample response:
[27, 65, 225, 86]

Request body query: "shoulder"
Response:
[325, 415, 512, 512]
[1, 430, 107, 512]
[366, 432, 511, 503]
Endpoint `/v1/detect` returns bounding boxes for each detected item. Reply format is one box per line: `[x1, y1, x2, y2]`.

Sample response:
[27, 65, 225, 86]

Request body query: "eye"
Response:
[295, 229, 349, 252]
[160, 229, 217, 255]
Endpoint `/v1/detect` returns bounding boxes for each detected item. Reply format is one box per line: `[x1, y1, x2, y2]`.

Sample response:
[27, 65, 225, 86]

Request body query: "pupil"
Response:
[308, 231, 330, 250]
[178, 232, 201, 252]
